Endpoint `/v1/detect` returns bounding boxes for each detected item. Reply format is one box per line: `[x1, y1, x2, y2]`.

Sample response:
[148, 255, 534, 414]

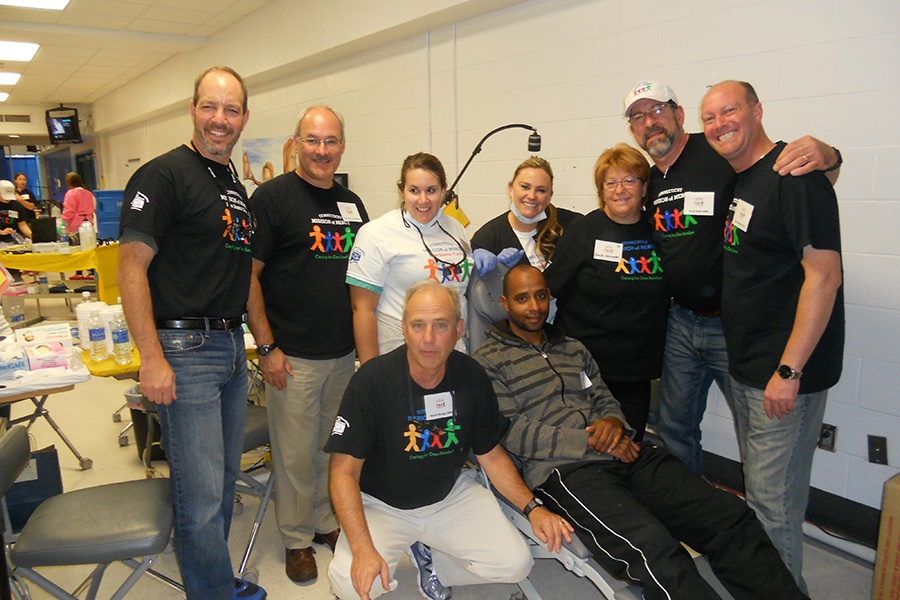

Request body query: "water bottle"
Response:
[87, 310, 108, 361]
[38, 272, 48, 293]
[110, 309, 132, 365]
[79, 220, 96, 250]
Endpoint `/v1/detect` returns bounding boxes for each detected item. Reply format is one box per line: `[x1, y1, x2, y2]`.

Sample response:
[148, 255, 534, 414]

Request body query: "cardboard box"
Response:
[24, 342, 69, 370]
[15, 322, 73, 348]
[873, 472, 900, 600]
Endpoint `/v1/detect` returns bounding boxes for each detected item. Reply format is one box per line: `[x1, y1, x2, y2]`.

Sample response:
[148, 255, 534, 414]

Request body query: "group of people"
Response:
[0, 171, 96, 247]
[117, 64, 843, 600]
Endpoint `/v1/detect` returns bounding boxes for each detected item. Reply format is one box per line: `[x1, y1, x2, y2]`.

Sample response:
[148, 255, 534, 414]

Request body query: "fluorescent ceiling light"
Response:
[0, 92, 9, 102]
[0, 0, 70, 9]
[9, 134, 20, 138]
[0, 73, 22, 85]
[0, 41, 40, 61]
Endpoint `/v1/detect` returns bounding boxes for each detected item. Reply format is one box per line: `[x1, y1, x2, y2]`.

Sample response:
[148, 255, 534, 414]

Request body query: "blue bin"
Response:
[94, 190, 124, 240]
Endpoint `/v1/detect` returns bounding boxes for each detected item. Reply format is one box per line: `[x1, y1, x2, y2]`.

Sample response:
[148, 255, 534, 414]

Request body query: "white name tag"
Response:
[732, 198, 754, 232]
[424, 391, 454, 420]
[7, 210, 18, 219]
[580, 370, 592, 390]
[337, 202, 362, 223]
[683, 191, 715, 216]
[593, 240, 623, 263]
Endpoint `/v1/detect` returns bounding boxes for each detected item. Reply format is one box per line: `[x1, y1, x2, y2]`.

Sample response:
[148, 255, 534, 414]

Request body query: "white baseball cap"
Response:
[623, 80, 678, 118]
[0, 180, 15, 201]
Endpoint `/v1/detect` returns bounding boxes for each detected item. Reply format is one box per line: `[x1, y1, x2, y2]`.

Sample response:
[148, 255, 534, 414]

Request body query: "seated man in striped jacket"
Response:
[472, 264, 807, 600]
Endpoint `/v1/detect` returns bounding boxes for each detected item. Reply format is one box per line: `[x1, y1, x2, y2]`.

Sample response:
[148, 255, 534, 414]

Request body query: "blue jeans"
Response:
[657, 303, 732, 473]
[730, 377, 826, 593]
[155, 328, 248, 600]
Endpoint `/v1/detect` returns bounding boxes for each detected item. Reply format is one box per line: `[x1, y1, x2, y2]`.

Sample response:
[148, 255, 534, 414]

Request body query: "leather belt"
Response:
[155, 316, 245, 331]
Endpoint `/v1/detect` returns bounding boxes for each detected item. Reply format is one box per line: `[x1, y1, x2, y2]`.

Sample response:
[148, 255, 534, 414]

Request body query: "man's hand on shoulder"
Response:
[351, 545, 392, 600]
[774, 136, 840, 177]
[258, 347, 293, 390]
[527, 506, 573, 554]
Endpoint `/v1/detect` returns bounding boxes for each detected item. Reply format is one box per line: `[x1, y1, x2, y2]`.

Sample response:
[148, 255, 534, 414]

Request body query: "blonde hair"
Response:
[510, 156, 563, 262]
[593, 144, 651, 209]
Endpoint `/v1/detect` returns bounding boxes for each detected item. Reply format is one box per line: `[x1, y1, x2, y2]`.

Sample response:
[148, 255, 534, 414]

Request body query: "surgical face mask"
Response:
[403, 204, 442, 230]
[509, 201, 547, 225]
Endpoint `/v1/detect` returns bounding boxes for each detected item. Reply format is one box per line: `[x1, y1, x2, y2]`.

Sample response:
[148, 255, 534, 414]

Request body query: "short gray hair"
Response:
[294, 105, 345, 140]
[403, 280, 462, 322]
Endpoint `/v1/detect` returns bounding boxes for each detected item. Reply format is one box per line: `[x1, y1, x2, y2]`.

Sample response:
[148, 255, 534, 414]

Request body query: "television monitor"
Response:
[45, 107, 82, 144]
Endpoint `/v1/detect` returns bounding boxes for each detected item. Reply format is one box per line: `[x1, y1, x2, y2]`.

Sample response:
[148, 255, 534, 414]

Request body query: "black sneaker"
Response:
[234, 578, 267, 599]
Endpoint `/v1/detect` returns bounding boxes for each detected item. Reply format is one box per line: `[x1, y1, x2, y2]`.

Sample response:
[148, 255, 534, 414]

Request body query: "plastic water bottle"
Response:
[79, 220, 96, 249]
[87, 310, 108, 361]
[110, 309, 132, 365]
[38, 272, 48, 293]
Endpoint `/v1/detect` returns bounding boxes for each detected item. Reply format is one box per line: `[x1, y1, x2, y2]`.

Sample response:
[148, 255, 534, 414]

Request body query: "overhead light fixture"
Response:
[0, 92, 9, 102]
[0, 41, 40, 62]
[9, 134, 20, 138]
[0, 72, 22, 86]
[0, 0, 70, 9]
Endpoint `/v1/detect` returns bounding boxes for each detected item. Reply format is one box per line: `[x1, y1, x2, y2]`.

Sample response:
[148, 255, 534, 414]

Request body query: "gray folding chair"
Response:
[0, 425, 174, 600]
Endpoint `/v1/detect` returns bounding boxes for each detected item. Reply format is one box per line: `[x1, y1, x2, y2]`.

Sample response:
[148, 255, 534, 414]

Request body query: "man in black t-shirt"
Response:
[247, 106, 369, 584]
[118, 67, 265, 600]
[622, 79, 842, 474]
[325, 281, 572, 600]
[701, 80, 844, 593]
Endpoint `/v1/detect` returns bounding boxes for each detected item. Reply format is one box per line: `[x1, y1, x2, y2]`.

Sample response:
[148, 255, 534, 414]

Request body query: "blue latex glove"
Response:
[498, 247, 526, 267]
[472, 248, 498, 276]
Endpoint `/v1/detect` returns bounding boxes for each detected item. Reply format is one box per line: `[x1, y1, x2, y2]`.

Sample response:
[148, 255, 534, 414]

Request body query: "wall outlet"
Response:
[817, 423, 837, 452]
[868, 435, 888, 465]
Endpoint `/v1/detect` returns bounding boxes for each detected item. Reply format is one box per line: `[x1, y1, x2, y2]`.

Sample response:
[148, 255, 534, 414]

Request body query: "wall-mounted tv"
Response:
[45, 106, 82, 144]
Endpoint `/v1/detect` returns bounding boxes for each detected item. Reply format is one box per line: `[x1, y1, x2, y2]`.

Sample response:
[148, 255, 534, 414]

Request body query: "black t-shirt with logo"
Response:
[646, 133, 736, 313]
[325, 347, 509, 509]
[722, 142, 844, 393]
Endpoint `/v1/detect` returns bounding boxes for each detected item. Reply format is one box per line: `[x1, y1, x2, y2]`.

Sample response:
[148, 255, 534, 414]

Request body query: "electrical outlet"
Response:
[817, 423, 837, 452]
[868, 435, 888, 465]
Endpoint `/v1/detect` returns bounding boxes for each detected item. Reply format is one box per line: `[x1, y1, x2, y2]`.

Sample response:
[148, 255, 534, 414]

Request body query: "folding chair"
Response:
[0, 425, 174, 600]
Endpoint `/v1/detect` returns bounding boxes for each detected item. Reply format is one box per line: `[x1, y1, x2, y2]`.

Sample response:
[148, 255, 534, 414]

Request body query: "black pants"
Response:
[535, 444, 807, 600]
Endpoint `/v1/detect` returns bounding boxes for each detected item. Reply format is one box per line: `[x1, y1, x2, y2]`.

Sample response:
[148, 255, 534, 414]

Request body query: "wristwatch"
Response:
[776, 364, 803, 380]
[257, 343, 277, 357]
[523, 497, 544, 518]
[823, 146, 843, 173]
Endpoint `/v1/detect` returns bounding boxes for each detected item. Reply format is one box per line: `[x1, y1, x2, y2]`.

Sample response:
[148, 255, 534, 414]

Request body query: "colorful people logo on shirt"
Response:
[403, 416, 461, 459]
[308, 215, 358, 256]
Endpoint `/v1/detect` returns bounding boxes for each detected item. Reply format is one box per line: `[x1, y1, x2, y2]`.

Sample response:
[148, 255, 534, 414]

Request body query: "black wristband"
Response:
[823, 146, 843, 173]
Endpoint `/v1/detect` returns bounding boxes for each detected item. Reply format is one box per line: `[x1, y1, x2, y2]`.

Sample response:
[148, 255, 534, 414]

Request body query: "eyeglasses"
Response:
[296, 136, 343, 149]
[628, 102, 673, 126]
[602, 176, 641, 192]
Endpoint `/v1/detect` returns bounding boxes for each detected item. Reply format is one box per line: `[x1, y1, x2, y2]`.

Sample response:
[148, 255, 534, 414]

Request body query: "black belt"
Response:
[155, 316, 245, 331]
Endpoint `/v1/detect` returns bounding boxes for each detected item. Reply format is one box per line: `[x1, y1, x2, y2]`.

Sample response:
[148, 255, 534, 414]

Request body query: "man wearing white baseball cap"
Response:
[622, 79, 842, 476]
[0, 180, 29, 245]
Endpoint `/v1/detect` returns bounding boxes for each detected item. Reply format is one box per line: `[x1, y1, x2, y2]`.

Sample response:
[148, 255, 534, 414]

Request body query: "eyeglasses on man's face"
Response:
[296, 136, 343, 149]
[628, 102, 674, 126]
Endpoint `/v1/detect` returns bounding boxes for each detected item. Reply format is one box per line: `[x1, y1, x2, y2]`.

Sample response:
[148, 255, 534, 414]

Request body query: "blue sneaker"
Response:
[406, 542, 452, 600]
[234, 578, 267, 599]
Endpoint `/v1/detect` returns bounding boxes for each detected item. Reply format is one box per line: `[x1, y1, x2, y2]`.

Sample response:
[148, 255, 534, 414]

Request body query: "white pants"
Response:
[329, 472, 532, 599]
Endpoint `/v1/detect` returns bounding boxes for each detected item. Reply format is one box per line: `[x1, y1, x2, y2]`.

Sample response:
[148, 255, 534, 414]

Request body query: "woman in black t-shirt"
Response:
[544, 144, 669, 441]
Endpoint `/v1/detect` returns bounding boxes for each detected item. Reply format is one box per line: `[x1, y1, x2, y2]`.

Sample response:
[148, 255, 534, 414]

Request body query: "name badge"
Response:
[424, 391, 453, 420]
[337, 202, 362, 223]
[683, 191, 715, 216]
[731, 198, 754, 232]
[7, 210, 17, 219]
[580, 370, 592, 390]
[593, 240, 623, 263]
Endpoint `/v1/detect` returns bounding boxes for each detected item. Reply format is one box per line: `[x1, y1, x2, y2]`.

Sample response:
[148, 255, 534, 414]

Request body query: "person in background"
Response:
[622, 79, 841, 474]
[347, 152, 491, 363]
[701, 80, 844, 591]
[117, 65, 266, 600]
[61, 172, 96, 236]
[13, 173, 38, 237]
[247, 105, 368, 584]
[471, 156, 581, 271]
[543, 144, 669, 441]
